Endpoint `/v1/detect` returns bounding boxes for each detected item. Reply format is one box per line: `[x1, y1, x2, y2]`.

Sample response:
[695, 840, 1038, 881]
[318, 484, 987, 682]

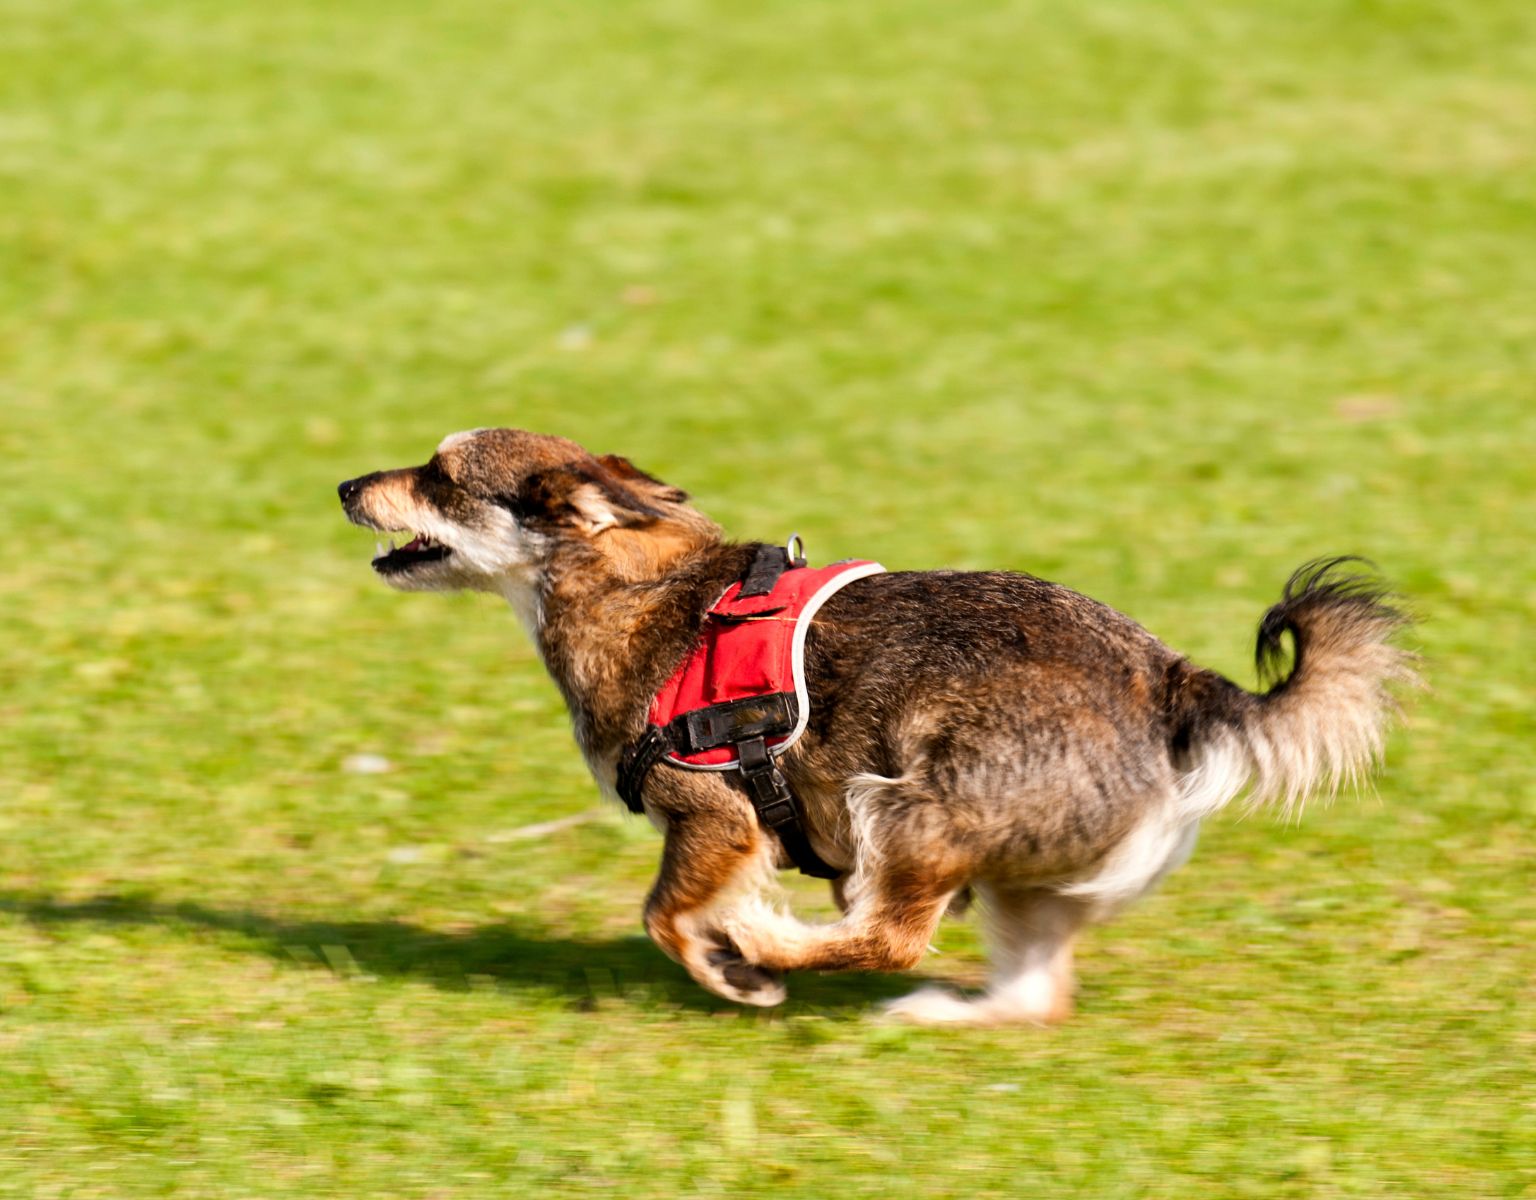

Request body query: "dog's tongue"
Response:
[401, 535, 426, 552]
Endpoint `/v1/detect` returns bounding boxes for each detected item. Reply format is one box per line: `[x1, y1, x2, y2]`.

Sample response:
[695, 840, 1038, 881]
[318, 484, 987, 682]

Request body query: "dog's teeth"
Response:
[376, 540, 385, 557]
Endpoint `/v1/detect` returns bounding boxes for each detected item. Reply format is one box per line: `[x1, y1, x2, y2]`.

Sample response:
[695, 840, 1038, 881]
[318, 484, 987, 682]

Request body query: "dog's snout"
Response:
[337, 476, 367, 505]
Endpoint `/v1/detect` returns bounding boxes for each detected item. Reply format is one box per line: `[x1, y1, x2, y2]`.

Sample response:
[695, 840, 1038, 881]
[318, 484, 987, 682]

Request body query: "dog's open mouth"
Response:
[372, 532, 452, 575]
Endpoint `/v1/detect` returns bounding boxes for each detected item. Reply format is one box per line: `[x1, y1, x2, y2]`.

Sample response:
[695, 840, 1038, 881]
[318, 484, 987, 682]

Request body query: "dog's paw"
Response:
[696, 938, 787, 1008]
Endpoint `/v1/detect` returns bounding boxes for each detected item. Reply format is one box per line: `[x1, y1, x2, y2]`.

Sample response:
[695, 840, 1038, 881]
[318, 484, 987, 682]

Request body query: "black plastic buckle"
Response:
[735, 737, 841, 879]
[682, 693, 796, 754]
[737, 737, 796, 828]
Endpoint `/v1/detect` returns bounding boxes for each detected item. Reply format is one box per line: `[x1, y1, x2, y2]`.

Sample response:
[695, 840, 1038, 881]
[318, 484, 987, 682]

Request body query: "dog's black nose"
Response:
[337, 477, 363, 504]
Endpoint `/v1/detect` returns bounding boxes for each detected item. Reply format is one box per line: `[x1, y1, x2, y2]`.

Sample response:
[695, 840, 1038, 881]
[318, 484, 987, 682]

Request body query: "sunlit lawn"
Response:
[2, 0, 1533, 1195]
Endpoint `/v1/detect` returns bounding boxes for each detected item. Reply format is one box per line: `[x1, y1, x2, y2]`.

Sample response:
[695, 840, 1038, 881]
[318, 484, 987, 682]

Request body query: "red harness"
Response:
[617, 543, 885, 877]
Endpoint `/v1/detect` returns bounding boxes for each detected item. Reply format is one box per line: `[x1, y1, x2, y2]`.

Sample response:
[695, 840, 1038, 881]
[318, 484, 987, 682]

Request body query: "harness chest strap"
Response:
[615, 543, 886, 879]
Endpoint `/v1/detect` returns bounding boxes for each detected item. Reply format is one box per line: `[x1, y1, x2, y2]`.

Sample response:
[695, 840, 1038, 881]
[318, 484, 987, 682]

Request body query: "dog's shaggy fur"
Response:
[339, 428, 1416, 1024]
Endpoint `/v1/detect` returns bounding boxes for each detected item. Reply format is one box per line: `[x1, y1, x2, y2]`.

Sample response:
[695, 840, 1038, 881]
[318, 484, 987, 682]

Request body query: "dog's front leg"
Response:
[643, 808, 787, 1007]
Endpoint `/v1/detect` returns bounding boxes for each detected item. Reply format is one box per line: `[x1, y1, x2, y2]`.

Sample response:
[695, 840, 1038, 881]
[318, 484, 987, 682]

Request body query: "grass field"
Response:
[3, 0, 1534, 1195]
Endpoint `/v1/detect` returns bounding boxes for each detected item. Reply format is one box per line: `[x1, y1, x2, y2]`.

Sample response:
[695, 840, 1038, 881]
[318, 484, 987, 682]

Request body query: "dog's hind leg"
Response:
[883, 884, 1089, 1026]
[977, 885, 1087, 1023]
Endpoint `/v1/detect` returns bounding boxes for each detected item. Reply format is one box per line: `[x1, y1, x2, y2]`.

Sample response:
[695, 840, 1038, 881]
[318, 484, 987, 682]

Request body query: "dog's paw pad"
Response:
[704, 943, 786, 1006]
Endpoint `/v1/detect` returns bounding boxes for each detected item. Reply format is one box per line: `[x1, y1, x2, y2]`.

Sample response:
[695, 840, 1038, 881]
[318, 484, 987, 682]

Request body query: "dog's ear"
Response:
[595, 454, 690, 504]
[565, 454, 691, 534]
[509, 459, 671, 535]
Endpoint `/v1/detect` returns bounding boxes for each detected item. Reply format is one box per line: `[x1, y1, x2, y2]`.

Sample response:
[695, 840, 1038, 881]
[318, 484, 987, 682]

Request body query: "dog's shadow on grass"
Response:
[0, 893, 918, 1016]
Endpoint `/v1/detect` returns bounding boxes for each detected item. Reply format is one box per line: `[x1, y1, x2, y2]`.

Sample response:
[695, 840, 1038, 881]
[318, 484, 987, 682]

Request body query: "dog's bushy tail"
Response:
[1170, 558, 1418, 815]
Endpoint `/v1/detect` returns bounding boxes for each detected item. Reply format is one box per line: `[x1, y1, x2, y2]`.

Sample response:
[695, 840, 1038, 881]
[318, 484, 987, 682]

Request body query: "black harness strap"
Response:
[738, 543, 790, 597]
[618, 692, 796, 814]
[735, 736, 840, 879]
[617, 718, 839, 879]
[616, 726, 672, 815]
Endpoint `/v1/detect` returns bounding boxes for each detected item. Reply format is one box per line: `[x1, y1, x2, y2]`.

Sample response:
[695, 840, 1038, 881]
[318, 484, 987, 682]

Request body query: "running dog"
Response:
[338, 428, 1414, 1024]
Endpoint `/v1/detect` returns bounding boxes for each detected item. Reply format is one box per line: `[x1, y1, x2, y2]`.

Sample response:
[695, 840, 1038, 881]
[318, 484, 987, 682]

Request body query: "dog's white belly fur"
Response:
[1060, 809, 1203, 916]
[1059, 738, 1248, 914]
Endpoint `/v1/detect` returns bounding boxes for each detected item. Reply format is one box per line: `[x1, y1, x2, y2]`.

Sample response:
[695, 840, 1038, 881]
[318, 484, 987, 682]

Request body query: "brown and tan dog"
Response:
[338, 428, 1414, 1024]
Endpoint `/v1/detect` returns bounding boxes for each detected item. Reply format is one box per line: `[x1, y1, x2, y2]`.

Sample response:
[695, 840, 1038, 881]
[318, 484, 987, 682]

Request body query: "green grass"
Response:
[3, 0, 1533, 1195]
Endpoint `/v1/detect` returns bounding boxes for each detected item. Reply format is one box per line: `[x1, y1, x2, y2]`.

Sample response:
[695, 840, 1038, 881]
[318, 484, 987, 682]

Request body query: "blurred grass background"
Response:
[1, 0, 1533, 1195]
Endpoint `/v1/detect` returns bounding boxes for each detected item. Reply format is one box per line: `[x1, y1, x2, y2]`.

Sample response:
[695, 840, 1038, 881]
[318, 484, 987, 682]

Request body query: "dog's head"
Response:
[338, 429, 715, 599]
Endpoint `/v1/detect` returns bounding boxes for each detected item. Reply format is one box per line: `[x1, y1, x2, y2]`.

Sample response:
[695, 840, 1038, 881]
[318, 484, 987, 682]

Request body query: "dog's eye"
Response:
[495, 492, 542, 522]
[492, 469, 563, 524]
[412, 460, 466, 509]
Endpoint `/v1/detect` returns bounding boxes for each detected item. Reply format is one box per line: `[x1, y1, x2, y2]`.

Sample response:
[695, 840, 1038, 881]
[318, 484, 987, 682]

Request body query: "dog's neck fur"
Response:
[513, 530, 756, 763]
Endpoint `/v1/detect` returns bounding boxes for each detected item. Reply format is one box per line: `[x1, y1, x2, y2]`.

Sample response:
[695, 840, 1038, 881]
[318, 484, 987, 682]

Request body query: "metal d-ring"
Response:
[785, 532, 806, 567]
